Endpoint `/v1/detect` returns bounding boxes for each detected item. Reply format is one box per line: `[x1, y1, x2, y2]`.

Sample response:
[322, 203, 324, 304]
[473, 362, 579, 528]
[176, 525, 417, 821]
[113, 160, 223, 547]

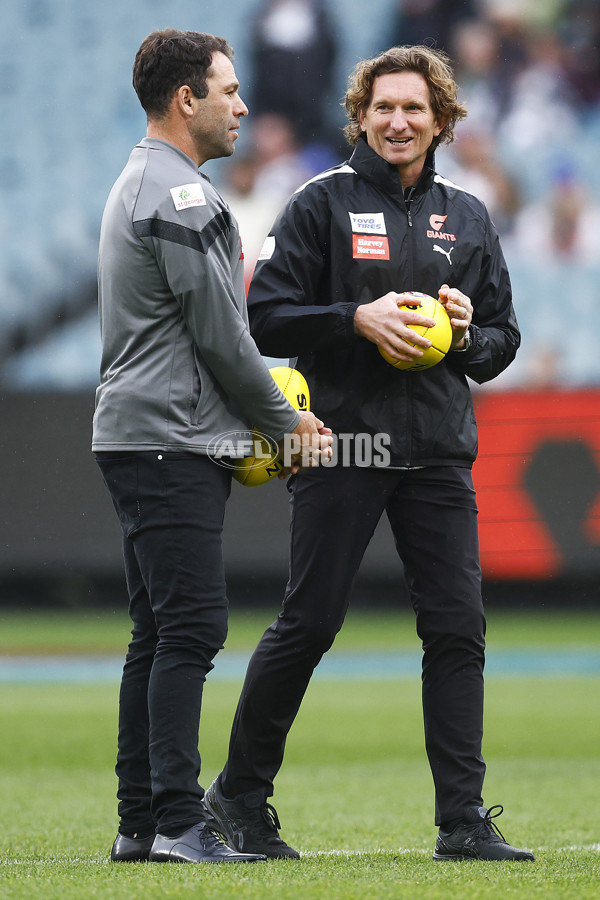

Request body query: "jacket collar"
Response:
[348, 137, 435, 199]
[137, 137, 200, 173]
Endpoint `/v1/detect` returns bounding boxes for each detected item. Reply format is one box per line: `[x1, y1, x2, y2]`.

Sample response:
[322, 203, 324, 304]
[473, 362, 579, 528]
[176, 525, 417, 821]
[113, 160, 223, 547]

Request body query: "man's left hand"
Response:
[438, 284, 473, 350]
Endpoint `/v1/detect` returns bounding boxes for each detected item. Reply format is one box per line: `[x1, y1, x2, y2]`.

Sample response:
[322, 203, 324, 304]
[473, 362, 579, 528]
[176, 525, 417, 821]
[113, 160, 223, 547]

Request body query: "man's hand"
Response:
[353, 291, 436, 364]
[437, 284, 473, 350]
[277, 411, 333, 476]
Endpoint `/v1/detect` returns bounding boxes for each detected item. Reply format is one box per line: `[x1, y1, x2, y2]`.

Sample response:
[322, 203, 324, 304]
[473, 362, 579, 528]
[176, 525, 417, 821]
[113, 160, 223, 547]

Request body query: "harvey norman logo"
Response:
[352, 235, 390, 259]
[349, 212, 387, 235]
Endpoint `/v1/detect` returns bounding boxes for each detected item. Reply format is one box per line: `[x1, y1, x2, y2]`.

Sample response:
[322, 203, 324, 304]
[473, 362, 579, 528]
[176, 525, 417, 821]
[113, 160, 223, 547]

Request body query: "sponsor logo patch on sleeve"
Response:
[170, 183, 207, 210]
[352, 234, 390, 260]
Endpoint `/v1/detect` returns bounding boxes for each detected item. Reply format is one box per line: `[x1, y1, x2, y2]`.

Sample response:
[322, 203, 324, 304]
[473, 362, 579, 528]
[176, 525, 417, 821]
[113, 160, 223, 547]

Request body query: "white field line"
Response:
[1, 845, 599, 866]
[297, 845, 600, 858]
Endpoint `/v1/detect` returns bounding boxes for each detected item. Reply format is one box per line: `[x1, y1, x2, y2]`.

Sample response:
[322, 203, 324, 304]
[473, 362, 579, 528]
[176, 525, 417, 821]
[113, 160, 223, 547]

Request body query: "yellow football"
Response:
[379, 292, 452, 371]
[232, 366, 310, 487]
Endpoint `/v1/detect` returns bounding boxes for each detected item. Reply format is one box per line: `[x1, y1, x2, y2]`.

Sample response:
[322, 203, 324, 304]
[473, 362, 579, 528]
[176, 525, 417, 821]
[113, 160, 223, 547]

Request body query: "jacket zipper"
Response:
[404, 186, 414, 227]
[403, 187, 415, 466]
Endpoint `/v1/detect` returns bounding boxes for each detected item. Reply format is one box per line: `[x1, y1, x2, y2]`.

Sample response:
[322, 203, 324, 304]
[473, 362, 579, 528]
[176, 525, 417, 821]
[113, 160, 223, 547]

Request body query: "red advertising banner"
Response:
[473, 389, 600, 579]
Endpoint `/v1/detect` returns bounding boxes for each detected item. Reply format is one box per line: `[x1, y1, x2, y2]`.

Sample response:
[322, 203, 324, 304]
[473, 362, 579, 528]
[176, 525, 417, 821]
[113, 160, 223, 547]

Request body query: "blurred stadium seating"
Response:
[0, 0, 395, 384]
[2, 0, 600, 388]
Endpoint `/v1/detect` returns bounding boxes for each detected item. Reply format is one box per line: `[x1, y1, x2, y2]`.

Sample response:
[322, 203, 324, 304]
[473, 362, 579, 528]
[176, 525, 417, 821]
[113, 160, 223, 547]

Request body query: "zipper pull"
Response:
[404, 187, 414, 227]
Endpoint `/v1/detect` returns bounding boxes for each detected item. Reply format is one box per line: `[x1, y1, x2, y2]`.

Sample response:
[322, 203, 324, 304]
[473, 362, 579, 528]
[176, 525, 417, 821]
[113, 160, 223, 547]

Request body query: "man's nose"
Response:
[389, 109, 407, 130]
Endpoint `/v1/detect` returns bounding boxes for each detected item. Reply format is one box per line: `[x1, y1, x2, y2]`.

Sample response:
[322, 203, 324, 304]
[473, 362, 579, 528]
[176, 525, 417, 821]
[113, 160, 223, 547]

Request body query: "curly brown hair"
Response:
[344, 45, 467, 152]
[133, 29, 234, 120]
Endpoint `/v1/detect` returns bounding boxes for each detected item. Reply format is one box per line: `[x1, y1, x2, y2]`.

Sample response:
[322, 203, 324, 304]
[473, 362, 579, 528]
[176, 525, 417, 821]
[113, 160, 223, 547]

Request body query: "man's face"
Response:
[190, 51, 248, 164]
[358, 70, 445, 187]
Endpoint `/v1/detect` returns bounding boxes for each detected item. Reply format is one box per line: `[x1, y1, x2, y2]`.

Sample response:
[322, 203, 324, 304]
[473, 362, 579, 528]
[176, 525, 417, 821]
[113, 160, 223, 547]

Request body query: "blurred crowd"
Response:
[220, 0, 600, 388]
[2, 0, 600, 390]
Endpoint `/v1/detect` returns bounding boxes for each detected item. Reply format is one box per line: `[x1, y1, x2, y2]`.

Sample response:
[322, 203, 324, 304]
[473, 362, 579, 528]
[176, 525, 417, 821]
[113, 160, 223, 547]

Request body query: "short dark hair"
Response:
[344, 45, 467, 152]
[133, 29, 234, 119]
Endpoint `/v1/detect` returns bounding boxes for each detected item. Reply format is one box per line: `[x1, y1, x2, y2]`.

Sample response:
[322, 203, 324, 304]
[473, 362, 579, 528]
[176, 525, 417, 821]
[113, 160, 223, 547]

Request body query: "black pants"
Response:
[221, 464, 486, 826]
[96, 451, 232, 837]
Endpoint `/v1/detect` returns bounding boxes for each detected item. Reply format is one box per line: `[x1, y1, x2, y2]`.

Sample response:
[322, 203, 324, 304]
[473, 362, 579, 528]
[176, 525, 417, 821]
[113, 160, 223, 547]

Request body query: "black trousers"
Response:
[222, 464, 486, 825]
[96, 451, 232, 837]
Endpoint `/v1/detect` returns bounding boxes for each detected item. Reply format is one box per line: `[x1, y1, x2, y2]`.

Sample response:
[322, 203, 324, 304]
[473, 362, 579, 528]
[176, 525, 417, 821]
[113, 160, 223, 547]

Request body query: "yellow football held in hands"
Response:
[379, 292, 452, 371]
[232, 366, 310, 487]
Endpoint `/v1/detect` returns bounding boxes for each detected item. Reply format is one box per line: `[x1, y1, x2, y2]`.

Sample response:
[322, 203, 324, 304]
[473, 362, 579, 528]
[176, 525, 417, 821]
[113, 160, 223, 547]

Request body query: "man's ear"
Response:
[176, 85, 195, 117]
[434, 117, 449, 138]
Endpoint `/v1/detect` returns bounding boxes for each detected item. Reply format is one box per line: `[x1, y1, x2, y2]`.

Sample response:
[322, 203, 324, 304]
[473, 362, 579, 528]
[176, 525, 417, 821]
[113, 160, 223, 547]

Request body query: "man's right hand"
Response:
[353, 291, 436, 365]
[277, 411, 333, 476]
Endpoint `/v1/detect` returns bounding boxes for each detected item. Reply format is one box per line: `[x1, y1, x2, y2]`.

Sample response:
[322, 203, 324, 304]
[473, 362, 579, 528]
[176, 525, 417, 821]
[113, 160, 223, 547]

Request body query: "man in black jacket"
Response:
[204, 45, 534, 863]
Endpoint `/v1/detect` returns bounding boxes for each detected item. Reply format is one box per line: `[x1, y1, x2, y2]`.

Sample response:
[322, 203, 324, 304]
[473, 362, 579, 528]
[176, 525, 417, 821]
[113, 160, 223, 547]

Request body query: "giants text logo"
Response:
[427, 213, 456, 242]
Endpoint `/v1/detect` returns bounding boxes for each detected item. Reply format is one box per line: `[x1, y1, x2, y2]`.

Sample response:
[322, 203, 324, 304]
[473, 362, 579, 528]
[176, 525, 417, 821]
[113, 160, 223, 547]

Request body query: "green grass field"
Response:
[0, 607, 598, 899]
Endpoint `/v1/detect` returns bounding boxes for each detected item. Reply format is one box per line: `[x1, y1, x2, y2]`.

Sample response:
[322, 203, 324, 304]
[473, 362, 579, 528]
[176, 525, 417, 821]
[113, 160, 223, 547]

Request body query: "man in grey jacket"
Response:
[93, 29, 330, 865]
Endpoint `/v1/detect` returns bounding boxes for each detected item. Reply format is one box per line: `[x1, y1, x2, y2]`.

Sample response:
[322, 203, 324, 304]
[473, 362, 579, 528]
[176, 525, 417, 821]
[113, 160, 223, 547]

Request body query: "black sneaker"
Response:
[203, 775, 300, 859]
[433, 805, 535, 861]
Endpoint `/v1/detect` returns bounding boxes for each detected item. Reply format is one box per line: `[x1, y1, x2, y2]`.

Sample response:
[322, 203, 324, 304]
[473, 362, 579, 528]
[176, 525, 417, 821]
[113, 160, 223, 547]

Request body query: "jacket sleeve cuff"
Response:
[447, 324, 480, 368]
[343, 302, 361, 338]
[269, 409, 301, 443]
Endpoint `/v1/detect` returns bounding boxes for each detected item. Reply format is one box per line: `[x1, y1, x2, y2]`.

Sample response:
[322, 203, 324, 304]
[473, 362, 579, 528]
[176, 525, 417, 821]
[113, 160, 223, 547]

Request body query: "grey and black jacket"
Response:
[93, 137, 298, 453]
[248, 138, 520, 468]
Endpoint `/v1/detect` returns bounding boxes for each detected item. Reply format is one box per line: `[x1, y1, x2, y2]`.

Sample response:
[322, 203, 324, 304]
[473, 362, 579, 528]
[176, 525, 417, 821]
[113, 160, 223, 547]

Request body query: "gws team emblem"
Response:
[427, 213, 456, 242]
[430, 214, 448, 231]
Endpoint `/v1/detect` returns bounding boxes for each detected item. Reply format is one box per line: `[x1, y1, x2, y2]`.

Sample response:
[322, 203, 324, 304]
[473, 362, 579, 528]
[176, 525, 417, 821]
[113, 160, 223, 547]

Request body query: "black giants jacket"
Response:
[247, 138, 520, 468]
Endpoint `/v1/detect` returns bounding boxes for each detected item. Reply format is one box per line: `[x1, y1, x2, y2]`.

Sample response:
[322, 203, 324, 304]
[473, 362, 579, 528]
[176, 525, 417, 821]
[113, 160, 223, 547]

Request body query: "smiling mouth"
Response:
[387, 137, 411, 145]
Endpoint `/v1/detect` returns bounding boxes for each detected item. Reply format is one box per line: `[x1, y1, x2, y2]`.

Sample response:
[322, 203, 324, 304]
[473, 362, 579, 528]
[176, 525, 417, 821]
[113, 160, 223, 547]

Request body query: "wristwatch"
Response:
[453, 327, 472, 352]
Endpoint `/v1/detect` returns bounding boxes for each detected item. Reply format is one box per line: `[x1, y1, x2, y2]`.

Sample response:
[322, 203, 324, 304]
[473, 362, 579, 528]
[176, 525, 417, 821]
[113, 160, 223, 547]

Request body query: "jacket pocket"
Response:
[190, 351, 204, 425]
[190, 354, 228, 428]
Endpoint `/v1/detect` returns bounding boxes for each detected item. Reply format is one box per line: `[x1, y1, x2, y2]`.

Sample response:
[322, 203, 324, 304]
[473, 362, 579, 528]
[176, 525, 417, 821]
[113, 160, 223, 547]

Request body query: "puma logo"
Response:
[433, 244, 455, 264]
